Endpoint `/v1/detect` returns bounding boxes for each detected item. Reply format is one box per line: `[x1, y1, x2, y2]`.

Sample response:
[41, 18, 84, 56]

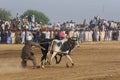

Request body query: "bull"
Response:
[50, 38, 76, 67]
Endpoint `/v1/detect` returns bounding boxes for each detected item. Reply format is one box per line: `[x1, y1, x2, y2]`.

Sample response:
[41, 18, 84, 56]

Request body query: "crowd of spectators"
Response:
[0, 16, 120, 44]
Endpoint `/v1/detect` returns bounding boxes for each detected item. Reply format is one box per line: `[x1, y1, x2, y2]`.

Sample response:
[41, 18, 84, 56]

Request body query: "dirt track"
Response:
[1, 41, 120, 80]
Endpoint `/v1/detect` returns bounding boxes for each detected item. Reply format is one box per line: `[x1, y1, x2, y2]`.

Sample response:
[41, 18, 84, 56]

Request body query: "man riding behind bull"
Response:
[21, 32, 45, 69]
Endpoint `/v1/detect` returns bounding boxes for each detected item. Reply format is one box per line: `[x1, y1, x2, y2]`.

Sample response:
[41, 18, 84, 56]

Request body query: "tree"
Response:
[0, 8, 11, 20]
[22, 9, 49, 24]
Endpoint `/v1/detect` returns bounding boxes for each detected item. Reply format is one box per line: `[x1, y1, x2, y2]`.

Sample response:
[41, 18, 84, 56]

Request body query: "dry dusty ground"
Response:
[1, 41, 120, 80]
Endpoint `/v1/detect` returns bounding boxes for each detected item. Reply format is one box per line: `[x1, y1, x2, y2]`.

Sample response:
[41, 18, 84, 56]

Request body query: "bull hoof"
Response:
[72, 63, 74, 66]
[41, 65, 45, 69]
[71, 63, 74, 68]
[47, 61, 51, 65]
[56, 62, 60, 64]
[66, 64, 69, 68]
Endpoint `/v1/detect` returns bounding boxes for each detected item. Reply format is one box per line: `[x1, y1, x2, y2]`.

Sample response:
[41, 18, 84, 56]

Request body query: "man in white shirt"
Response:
[45, 30, 50, 39]
[21, 30, 25, 44]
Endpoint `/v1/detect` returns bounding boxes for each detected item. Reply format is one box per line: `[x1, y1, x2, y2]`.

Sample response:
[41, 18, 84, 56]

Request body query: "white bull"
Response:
[49, 38, 75, 67]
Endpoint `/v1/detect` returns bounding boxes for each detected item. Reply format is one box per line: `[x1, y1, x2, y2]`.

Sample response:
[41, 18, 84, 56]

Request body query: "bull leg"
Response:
[55, 54, 62, 64]
[66, 55, 69, 68]
[66, 55, 74, 67]
[39, 55, 47, 68]
[45, 57, 50, 65]
[45, 51, 51, 65]
[50, 52, 57, 64]
[58, 54, 62, 63]
[44, 56, 50, 65]
[54, 55, 58, 64]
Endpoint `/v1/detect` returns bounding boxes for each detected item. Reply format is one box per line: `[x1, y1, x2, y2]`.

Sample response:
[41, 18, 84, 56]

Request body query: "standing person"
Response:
[118, 30, 120, 40]
[100, 30, 105, 41]
[45, 30, 50, 39]
[15, 30, 21, 44]
[31, 15, 35, 23]
[92, 29, 97, 42]
[82, 30, 85, 42]
[108, 30, 112, 41]
[78, 30, 83, 43]
[68, 29, 74, 38]
[54, 30, 60, 40]
[74, 30, 79, 47]
[85, 30, 89, 42]
[88, 29, 93, 42]
[35, 30, 41, 42]
[21, 33, 45, 68]
[116, 30, 119, 40]
[1, 30, 5, 43]
[21, 30, 25, 44]
[11, 31, 16, 44]
[16, 13, 20, 21]
[96, 30, 100, 41]
[50, 30, 54, 39]
[7, 30, 12, 44]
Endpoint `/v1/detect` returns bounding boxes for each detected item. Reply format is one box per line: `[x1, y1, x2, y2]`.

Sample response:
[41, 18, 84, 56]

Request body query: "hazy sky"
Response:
[0, 0, 120, 23]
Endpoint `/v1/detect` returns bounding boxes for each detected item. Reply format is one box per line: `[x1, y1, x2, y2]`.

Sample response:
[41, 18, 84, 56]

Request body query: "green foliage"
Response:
[0, 8, 11, 20]
[22, 9, 49, 24]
